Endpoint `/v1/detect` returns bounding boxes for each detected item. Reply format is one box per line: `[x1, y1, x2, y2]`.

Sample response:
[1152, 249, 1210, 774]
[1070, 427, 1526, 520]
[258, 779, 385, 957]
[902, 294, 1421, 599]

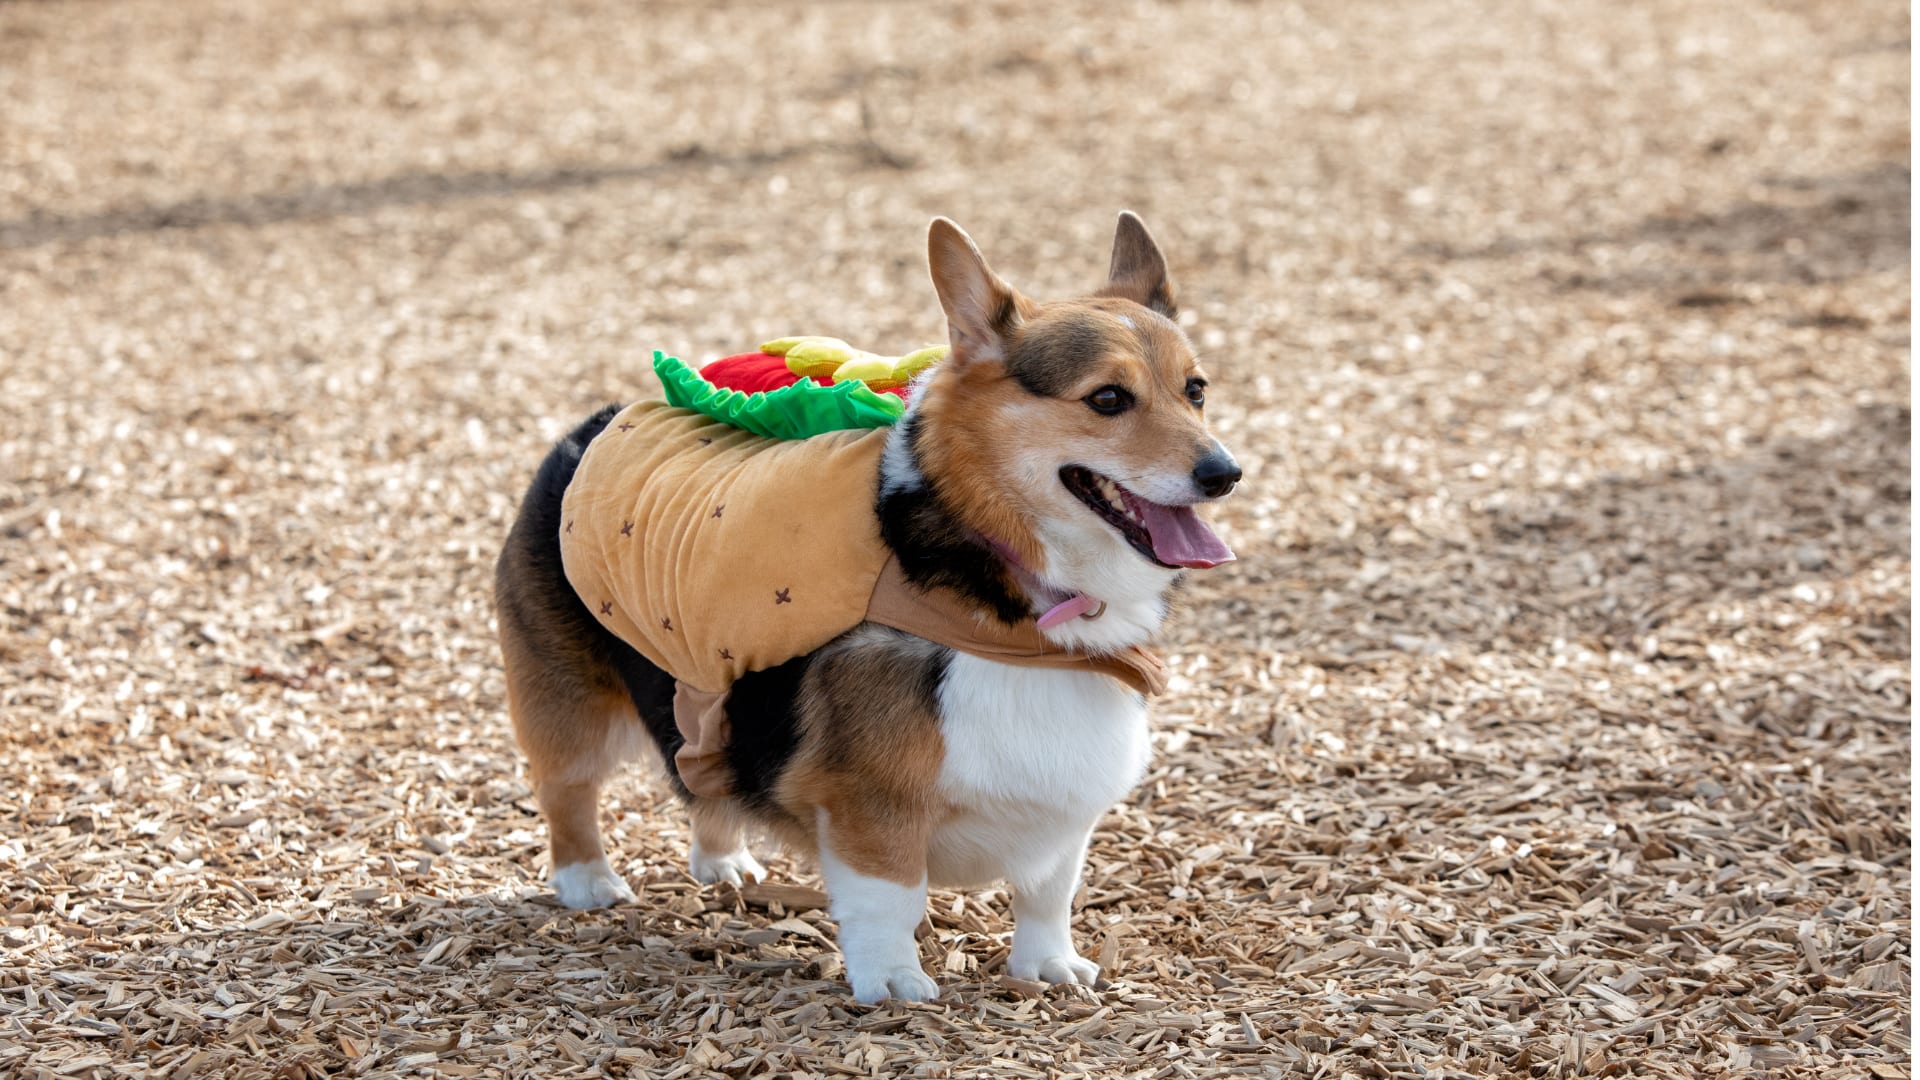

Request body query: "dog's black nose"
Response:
[1192, 451, 1242, 498]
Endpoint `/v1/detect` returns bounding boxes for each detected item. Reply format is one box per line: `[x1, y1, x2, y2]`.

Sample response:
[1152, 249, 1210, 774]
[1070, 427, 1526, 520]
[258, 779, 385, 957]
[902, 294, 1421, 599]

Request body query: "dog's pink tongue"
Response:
[1138, 500, 1235, 569]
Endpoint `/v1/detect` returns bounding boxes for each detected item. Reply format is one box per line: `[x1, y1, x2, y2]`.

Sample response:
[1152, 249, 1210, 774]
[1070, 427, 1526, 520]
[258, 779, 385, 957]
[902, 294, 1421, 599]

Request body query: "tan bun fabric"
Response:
[669, 684, 733, 799]
[561, 403, 893, 693]
[560, 401, 1164, 797]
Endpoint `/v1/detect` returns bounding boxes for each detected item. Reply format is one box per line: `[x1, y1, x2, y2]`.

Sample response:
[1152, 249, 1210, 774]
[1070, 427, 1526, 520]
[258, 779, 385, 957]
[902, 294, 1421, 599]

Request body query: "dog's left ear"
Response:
[1102, 210, 1177, 319]
[928, 217, 1029, 367]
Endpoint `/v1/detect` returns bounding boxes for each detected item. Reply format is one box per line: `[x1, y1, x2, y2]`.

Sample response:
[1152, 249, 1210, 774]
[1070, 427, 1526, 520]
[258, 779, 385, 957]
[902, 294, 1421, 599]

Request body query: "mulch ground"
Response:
[0, 1, 1909, 1077]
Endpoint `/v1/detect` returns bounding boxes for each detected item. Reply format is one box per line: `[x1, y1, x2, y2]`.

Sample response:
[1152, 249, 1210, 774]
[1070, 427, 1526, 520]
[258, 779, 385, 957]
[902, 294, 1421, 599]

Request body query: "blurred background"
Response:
[0, 1, 1908, 1076]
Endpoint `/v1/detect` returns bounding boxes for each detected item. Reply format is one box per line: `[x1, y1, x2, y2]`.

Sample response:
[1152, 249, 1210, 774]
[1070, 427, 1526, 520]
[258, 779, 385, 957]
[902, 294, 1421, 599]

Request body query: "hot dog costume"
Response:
[559, 341, 1167, 798]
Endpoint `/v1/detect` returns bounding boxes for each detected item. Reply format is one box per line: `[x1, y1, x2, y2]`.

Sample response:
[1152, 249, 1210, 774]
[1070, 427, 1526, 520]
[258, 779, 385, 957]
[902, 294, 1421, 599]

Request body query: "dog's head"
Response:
[908, 213, 1239, 639]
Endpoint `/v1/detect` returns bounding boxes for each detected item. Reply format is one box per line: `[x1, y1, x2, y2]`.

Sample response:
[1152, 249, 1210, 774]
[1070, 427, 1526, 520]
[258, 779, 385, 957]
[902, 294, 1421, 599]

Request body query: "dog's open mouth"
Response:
[1059, 466, 1235, 570]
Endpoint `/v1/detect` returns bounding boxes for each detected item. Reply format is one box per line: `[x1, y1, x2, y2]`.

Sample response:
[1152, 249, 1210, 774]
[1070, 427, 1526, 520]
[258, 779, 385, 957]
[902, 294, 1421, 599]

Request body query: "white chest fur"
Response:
[927, 653, 1151, 890]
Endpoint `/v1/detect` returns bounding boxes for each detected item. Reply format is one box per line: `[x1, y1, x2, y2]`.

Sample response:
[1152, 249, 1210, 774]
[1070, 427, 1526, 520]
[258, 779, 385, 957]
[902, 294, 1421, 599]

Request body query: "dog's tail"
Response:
[510, 405, 619, 548]
[495, 406, 689, 795]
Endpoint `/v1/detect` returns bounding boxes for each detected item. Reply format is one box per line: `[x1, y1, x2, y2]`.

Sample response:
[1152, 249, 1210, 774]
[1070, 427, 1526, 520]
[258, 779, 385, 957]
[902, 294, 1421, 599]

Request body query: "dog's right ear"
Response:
[928, 218, 1027, 366]
[1103, 210, 1177, 318]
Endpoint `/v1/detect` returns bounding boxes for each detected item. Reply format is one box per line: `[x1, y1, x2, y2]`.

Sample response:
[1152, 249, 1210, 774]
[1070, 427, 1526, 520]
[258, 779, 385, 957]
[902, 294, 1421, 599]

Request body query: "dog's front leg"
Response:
[816, 809, 938, 1003]
[1006, 829, 1100, 986]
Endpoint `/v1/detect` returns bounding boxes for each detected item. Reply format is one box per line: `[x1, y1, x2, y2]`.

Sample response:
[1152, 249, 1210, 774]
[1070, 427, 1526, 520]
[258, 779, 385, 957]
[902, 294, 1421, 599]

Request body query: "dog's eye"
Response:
[1085, 386, 1133, 415]
[1186, 378, 1207, 408]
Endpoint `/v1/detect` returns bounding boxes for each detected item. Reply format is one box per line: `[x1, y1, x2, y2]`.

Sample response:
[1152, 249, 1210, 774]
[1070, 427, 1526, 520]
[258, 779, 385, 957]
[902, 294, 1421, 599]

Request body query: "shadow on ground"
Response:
[1420, 164, 1911, 294]
[1253, 402, 1910, 663]
[0, 140, 910, 250]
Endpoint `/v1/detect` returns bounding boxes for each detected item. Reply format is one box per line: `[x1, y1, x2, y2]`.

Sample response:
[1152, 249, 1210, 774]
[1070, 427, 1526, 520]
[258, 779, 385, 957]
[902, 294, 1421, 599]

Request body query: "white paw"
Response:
[550, 858, 636, 909]
[689, 844, 767, 887]
[847, 964, 940, 1004]
[1007, 950, 1100, 986]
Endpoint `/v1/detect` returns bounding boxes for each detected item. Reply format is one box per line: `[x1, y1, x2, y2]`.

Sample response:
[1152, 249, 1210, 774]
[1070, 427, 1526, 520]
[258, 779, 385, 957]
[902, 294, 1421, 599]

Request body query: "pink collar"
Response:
[1036, 592, 1107, 629]
[981, 535, 1106, 629]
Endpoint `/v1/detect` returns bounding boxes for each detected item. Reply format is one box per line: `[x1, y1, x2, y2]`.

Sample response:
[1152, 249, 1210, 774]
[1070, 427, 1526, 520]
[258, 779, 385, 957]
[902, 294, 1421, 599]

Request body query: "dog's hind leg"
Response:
[539, 777, 638, 909]
[497, 531, 645, 908]
[496, 404, 675, 909]
[687, 798, 767, 887]
[501, 624, 641, 909]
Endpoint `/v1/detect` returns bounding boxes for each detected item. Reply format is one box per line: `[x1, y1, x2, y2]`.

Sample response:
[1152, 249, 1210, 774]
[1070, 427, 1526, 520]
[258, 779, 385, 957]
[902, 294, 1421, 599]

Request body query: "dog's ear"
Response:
[1102, 210, 1177, 318]
[928, 218, 1027, 365]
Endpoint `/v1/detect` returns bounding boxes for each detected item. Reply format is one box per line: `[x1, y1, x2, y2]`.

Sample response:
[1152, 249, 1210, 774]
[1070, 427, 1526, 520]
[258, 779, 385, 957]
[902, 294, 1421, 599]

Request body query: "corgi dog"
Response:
[493, 212, 1240, 1002]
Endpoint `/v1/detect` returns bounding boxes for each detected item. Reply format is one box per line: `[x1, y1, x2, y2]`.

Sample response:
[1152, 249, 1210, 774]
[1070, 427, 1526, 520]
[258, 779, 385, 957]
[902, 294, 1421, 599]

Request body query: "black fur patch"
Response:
[723, 654, 811, 814]
[876, 415, 1032, 625]
[1006, 318, 1113, 399]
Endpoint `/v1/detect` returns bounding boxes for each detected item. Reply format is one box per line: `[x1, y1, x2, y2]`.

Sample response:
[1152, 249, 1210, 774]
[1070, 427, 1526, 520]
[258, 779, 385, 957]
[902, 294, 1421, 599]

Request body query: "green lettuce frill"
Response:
[654, 352, 905, 440]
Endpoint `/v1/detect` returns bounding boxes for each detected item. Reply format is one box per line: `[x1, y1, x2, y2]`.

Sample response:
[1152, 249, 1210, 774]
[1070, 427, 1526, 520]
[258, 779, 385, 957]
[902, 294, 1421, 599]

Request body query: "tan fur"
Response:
[773, 628, 948, 886]
[689, 796, 755, 856]
[912, 359, 1052, 569]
